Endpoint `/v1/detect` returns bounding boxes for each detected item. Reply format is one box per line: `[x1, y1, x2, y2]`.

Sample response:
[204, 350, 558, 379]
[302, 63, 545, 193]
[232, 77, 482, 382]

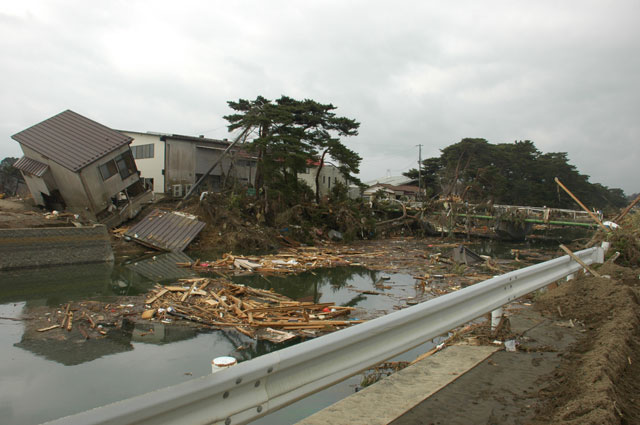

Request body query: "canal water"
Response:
[0, 238, 559, 425]
[0, 253, 441, 425]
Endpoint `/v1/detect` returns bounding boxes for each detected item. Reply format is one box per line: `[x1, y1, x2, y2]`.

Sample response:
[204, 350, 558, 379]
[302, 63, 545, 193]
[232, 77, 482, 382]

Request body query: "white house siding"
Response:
[298, 163, 346, 197]
[124, 131, 165, 194]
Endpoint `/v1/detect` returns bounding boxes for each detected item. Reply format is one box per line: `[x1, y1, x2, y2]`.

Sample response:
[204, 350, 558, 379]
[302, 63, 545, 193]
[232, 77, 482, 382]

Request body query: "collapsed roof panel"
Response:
[124, 209, 206, 252]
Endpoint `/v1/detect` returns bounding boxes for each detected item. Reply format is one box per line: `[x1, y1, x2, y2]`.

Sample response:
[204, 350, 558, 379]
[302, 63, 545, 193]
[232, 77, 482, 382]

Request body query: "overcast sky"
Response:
[1, 1, 638, 194]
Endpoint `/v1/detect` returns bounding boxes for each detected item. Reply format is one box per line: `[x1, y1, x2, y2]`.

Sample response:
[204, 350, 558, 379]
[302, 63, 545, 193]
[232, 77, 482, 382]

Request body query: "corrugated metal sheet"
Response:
[11, 110, 133, 172]
[124, 252, 197, 282]
[12, 156, 49, 177]
[124, 209, 206, 252]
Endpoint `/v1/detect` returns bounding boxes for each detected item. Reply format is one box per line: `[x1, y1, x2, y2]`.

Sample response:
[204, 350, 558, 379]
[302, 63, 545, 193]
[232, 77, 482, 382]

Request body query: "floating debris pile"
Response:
[178, 248, 353, 275]
[143, 277, 362, 342]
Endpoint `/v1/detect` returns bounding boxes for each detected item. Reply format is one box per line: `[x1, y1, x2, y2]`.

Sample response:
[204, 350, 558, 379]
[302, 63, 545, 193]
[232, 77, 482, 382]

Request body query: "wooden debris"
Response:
[179, 248, 353, 276]
[66, 311, 74, 332]
[37, 324, 61, 332]
[141, 277, 362, 341]
[554, 178, 608, 232]
[141, 309, 156, 319]
[146, 288, 169, 304]
[559, 244, 602, 277]
[60, 303, 71, 329]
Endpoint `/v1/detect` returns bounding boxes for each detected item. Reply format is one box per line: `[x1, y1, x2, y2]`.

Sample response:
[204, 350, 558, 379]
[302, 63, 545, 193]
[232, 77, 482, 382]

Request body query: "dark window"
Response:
[99, 160, 118, 180]
[116, 151, 137, 179]
[328, 177, 331, 188]
[142, 178, 154, 190]
[131, 144, 154, 159]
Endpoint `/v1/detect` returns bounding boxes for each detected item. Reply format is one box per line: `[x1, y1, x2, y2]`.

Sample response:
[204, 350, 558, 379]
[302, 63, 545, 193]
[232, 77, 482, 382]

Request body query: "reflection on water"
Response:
[469, 238, 558, 259]
[0, 253, 425, 425]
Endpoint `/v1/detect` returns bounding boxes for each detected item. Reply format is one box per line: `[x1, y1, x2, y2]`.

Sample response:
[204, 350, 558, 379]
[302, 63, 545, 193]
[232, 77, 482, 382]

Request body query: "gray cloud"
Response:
[1, 1, 638, 194]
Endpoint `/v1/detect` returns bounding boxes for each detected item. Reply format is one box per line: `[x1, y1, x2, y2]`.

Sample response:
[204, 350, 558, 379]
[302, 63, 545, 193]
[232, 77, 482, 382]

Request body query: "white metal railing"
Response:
[45, 244, 606, 425]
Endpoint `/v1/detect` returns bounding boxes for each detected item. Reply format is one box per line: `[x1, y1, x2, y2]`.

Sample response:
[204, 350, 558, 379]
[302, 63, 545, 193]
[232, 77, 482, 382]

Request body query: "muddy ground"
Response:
[531, 263, 640, 424]
[3, 198, 639, 424]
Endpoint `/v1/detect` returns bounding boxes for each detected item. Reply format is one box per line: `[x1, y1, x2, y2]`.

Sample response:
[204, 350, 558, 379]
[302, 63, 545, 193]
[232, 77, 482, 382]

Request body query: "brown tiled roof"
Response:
[376, 183, 420, 193]
[11, 110, 132, 172]
[13, 156, 49, 177]
[391, 185, 420, 193]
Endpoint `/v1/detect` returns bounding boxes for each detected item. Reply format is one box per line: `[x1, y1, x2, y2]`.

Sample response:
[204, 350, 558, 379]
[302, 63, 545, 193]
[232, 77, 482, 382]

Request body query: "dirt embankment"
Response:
[533, 263, 640, 424]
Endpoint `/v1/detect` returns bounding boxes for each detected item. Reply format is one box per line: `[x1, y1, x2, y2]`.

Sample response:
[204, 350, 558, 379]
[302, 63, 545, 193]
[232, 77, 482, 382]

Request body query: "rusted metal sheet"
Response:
[124, 209, 205, 252]
[12, 110, 132, 172]
[13, 156, 49, 177]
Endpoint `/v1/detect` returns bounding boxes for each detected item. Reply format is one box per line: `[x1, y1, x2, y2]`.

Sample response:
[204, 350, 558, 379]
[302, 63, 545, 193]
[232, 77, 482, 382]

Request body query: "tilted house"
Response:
[12, 110, 152, 226]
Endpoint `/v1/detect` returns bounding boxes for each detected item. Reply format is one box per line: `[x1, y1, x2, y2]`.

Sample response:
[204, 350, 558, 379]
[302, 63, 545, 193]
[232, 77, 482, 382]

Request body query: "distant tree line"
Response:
[404, 139, 627, 211]
[0, 157, 23, 196]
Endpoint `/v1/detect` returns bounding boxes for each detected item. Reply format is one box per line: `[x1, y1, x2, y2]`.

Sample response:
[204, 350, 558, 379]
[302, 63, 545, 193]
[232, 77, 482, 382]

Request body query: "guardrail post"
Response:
[491, 307, 503, 331]
[211, 356, 237, 374]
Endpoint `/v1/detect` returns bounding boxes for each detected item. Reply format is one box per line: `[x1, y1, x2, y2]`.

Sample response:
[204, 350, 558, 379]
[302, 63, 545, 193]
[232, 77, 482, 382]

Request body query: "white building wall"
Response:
[298, 163, 346, 197]
[124, 131, 165, 194]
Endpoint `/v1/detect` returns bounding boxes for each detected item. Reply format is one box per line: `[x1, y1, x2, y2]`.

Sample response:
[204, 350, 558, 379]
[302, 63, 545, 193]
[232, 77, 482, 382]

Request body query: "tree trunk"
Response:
[315, 149, 329, 204]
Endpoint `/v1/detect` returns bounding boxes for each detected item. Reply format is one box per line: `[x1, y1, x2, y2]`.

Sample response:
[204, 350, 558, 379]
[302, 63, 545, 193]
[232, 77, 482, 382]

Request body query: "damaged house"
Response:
[123, 131, 257, 196]
[12, 110, 152, 227]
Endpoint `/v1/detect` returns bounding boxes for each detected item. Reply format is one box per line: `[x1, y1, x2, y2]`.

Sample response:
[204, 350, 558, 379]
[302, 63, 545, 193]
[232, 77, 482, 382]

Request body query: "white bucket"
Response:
[211, 356, 237, 374]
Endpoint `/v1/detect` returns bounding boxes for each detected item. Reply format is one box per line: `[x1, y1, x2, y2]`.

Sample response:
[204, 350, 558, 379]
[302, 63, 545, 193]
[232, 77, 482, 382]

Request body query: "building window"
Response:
[131, 144, 154, 159]
[328, 176, 331, 188]
[99, 160, 118, 180]
[142, 178, 154, 191]
[323, 176, 326, 183]
[116, 151, 137, 179]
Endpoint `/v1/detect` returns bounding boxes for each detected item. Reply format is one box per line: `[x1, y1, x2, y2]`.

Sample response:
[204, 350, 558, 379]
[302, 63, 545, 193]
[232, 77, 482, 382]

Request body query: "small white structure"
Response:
[298, 160, 347, 197]
[363, 183, 420, 201]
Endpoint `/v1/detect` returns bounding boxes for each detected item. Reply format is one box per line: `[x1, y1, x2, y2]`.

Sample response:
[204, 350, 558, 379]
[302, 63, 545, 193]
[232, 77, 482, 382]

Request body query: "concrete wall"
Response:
[0, 225, 114, 270]
[124, 131, 166, 194]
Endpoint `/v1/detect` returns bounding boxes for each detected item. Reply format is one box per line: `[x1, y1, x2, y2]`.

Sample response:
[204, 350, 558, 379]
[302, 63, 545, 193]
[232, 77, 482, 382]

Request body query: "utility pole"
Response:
[416, 144, 423, 200]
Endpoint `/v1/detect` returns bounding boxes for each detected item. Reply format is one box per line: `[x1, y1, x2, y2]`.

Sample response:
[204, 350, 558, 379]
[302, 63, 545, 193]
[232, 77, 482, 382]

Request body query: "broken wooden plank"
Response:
[181, 282, 198, 302]
[554, 178, 608, 232]
[37, 324, 61, 332]
[146, 288, 169, 304]
[559, 244, 602, 277]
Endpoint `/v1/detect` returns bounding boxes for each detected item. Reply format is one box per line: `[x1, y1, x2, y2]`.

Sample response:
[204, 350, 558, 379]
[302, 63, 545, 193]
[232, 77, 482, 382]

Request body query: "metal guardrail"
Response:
[47, 245, 606, 425]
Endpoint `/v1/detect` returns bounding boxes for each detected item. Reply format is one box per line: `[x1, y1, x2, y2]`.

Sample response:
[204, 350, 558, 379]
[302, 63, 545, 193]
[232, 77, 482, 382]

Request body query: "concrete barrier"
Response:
[0, 225, 114, 270]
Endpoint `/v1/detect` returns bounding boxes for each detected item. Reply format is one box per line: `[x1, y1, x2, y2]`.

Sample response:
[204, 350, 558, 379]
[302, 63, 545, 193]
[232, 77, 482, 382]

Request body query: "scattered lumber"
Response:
[559, 244, 602, 278]
[178, 248, 353, 276]
[142, 277, 362, 341]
